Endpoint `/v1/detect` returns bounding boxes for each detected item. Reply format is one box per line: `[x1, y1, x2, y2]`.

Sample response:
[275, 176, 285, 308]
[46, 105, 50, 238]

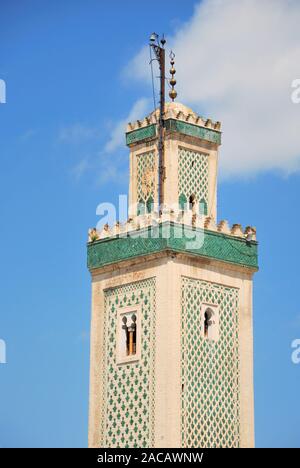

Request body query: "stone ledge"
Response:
[87, 222, 258, 271]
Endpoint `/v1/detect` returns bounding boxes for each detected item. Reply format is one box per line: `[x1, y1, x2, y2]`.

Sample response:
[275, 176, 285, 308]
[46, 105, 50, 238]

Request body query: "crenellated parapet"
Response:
[126, 102, 222, 146]
[126, 102, 221, 133]
[88, 210, 257, 244]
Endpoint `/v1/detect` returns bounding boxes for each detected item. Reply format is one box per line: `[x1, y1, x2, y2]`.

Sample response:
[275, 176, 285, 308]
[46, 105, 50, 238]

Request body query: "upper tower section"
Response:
[88, 33, 257, 273]
[126, 101, 222, 220]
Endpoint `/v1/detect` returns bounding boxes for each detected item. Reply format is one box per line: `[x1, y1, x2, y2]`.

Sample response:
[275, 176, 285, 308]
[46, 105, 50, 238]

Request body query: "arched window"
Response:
[122, 314, 137, 356]
[189, 194, 196, 211]
[137, 200, 145, 216]
[179, 193, 187, 211]
[117, 307, 141, 364]
[204, 308, 213, 338]
[146, 196, 153, 214]
[201, 304, 219, 341]
[199, 198, 208, 216]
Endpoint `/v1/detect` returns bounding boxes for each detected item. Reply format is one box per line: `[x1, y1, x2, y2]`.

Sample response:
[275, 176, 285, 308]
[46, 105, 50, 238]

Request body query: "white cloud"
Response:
[20, 129, 38, 141]
[59, 123, 100, 144]
[104, 98, 151, 153]
[127, 0, 300, 178]
[85, 98, 152, 186]
[71, 157, 90, 181]
[64, 99, 151, 186]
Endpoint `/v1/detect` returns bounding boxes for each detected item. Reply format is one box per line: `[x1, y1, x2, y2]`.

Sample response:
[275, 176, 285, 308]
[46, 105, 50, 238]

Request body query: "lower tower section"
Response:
[181, 278, 240, 448]
[100, 279, 156, 447]
[88, 218, 257, 448]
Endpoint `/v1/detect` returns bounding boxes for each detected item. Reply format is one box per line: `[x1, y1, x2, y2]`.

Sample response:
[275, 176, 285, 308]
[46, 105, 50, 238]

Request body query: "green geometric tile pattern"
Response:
[126, 124, 156, 145]
[165, 119, 222, 145]
[125, 120, 221, 146]
[87, 223, 258, 271]
[178, 147, 209, 207]
[181, 277, 240, 448]
[101, 279, 156, 447]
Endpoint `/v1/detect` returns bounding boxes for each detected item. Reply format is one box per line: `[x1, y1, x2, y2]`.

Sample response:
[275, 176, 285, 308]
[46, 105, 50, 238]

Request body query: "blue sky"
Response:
[0, 0, 300, 448]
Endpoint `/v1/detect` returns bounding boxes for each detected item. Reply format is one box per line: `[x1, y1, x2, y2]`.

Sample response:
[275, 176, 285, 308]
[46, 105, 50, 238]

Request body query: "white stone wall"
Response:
[88, 254, 255, 448]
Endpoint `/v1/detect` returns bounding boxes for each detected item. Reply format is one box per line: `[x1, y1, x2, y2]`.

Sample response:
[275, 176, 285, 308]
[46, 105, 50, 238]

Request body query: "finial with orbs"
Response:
[169, 51, 177, 101]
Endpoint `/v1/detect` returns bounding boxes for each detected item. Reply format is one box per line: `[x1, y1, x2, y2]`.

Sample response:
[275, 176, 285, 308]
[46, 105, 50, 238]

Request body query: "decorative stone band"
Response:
[125, 104, 222, 147]
[165, 118, 221, 145]
[87, 221, 258, 271]
[125, 120, 221, 147]
[126, 124, 157, 146]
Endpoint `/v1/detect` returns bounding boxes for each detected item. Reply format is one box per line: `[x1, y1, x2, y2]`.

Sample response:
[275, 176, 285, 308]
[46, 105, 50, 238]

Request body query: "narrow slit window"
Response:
[189, 194, 196, 211]
[128, 314, 136, 356]
[204, 308, 213, 338]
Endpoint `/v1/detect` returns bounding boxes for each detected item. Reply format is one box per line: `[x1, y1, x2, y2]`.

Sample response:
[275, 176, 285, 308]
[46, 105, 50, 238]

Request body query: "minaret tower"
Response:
[87, 35, 258, 448]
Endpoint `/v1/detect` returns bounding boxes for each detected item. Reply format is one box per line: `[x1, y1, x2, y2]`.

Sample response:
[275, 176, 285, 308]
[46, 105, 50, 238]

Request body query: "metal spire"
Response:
[149, 33, 166, 212]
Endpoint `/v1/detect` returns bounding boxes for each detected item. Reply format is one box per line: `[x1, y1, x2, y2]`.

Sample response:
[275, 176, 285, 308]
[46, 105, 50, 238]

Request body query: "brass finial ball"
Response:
[169, 89, 177, 101]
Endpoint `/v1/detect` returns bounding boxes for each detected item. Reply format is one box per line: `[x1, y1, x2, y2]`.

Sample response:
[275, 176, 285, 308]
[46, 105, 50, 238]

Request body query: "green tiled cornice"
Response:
[125, 119, 221, 146]
[165, 119, 221, 145]
[87, 222, 258, 271]
[126, 124, 156, 145]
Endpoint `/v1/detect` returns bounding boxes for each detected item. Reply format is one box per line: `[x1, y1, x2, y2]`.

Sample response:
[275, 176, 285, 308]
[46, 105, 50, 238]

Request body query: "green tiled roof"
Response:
[87, 222, 258, 271]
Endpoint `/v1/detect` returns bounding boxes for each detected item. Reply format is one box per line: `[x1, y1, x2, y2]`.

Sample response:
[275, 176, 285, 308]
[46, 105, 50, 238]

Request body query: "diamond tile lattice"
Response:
[101, 278, 156, 447]
[181, 277, 240, 448]
[178, 147, 209, 205]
